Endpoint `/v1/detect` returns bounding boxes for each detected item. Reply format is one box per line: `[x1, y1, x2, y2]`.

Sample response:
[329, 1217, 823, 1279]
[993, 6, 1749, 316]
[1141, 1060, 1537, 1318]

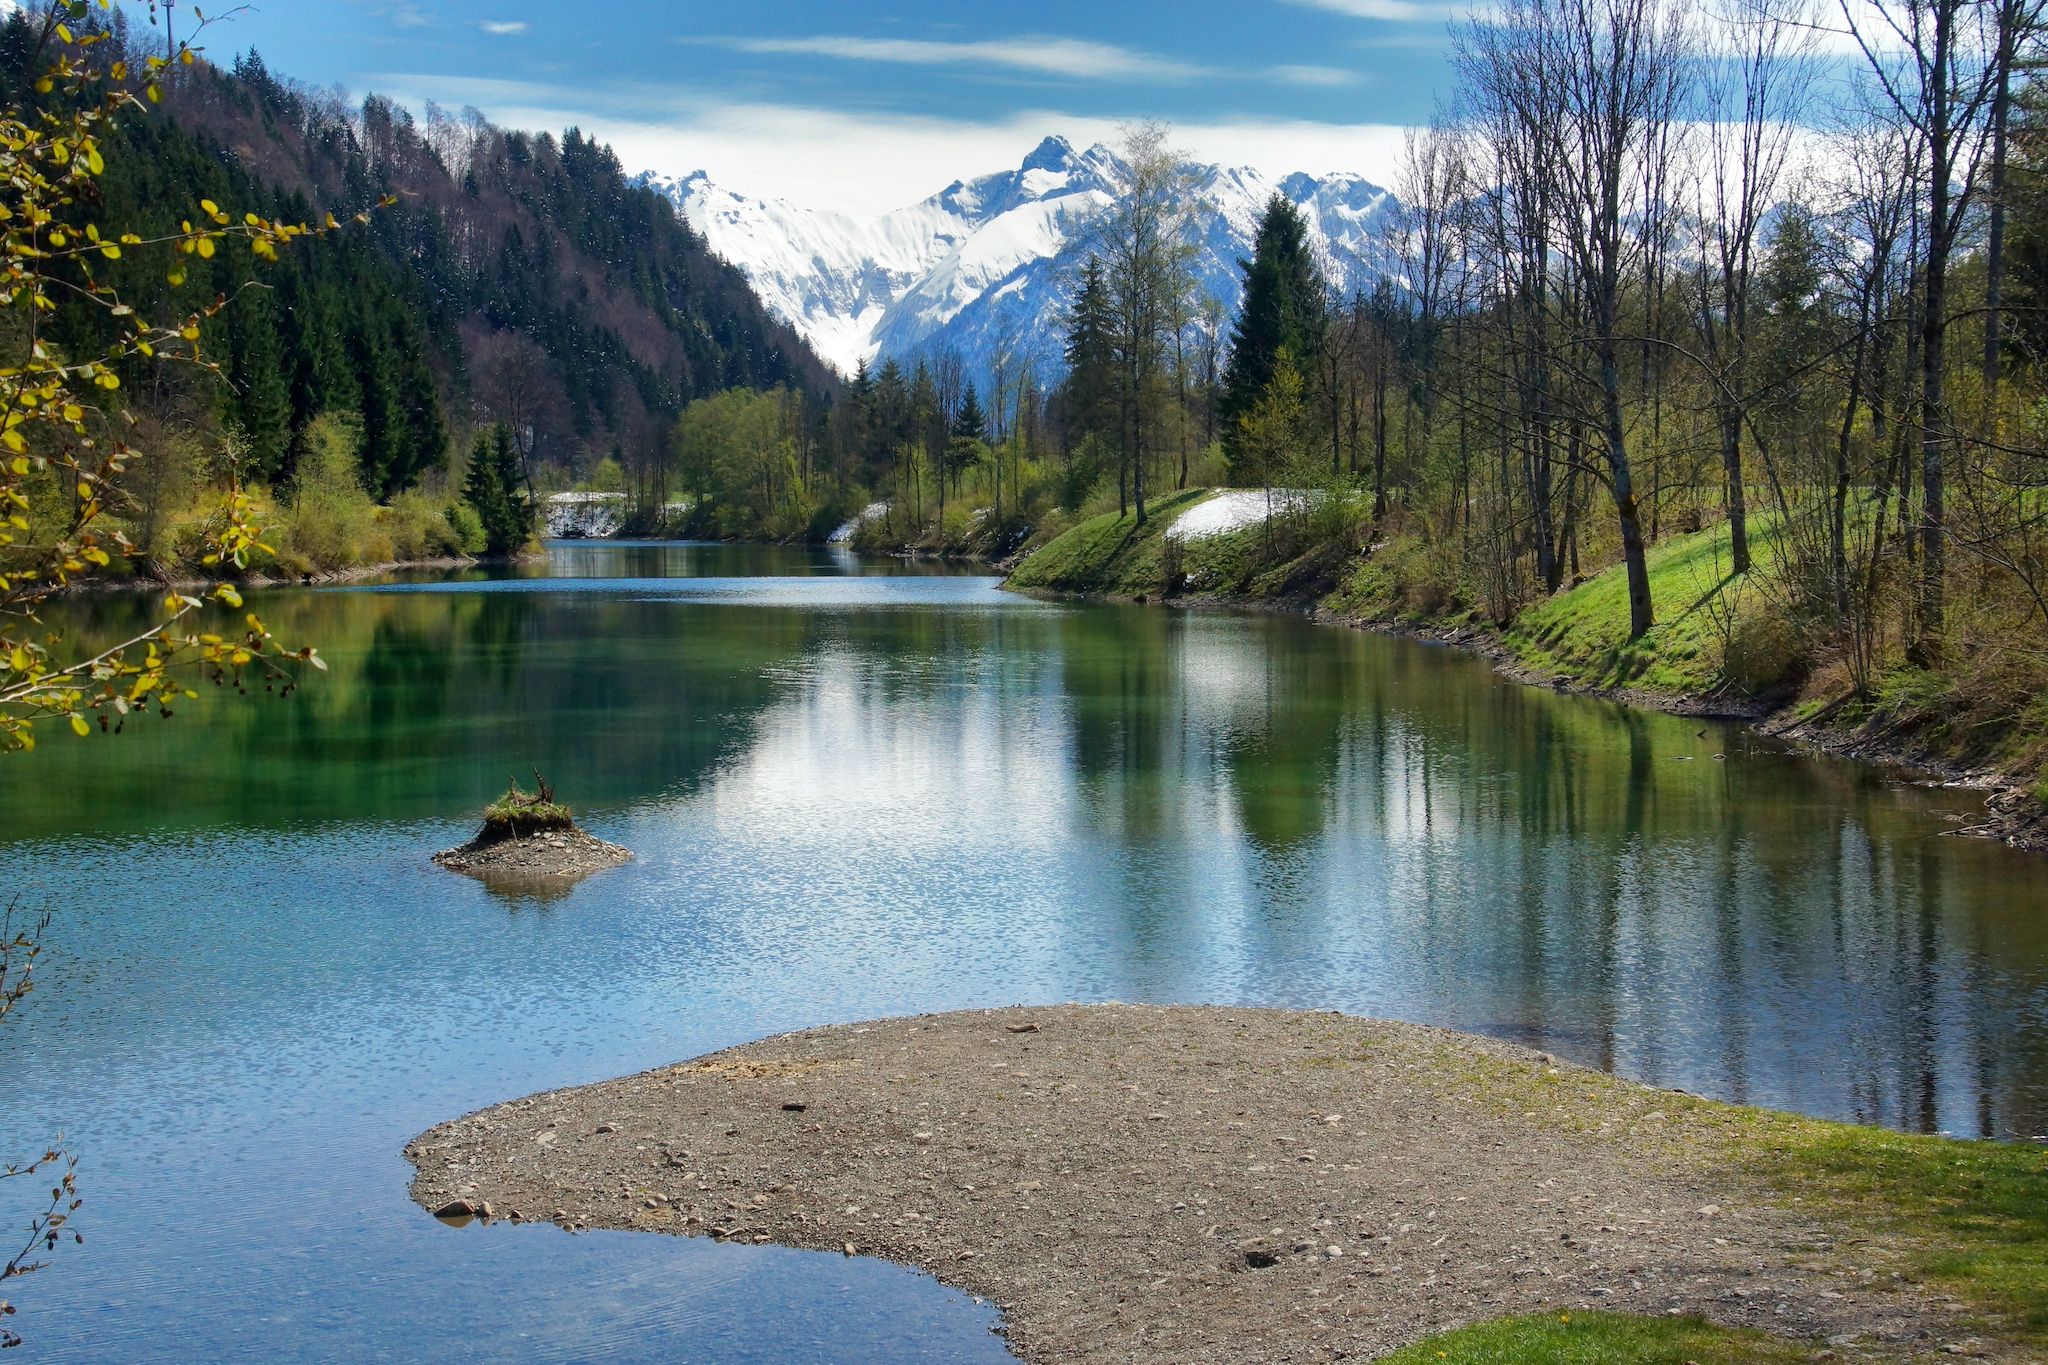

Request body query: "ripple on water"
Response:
[3, 544, 2046, 1358]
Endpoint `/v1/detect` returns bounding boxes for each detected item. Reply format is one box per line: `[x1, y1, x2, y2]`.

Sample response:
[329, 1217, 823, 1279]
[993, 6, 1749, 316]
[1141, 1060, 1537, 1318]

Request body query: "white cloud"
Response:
[1280, 0, 1468, 19]
[474, 20, 530, 37]
[367, 74, 1410, 215]
[699, 34, 1207, 82]
[1269, 64, 1362, 86]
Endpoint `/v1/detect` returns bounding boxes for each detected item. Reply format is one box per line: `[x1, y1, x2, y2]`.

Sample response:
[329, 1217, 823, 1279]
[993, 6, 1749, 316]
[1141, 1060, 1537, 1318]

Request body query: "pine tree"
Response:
[230, 289, 292, 483]
[947, 381, 988, 490]
[462, 427, 508, 547]
[464, 423, 532, 555]
[350, 320, 403, 496]
[1220, 195, 1327, 479]
[952, 381, 986, 444]
[1061, 256, 1117, 448]
[389, 318, 448, 496]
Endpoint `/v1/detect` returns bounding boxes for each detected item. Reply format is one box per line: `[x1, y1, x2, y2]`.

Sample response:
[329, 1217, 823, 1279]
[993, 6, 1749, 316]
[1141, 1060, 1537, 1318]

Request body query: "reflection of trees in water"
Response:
[12, 582, 2048, 1137]
[1047, 611, 2048, 1139]
[0, 589, 819, 835]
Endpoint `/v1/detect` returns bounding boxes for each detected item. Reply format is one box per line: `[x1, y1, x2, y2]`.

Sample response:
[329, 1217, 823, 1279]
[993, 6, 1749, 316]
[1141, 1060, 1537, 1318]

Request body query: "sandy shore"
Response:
[406, 1004, 1963, 1362]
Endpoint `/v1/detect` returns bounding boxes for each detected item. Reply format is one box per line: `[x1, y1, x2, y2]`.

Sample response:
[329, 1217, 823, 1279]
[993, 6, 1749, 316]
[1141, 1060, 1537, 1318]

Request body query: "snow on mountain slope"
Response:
[638, 136, 1400, 381]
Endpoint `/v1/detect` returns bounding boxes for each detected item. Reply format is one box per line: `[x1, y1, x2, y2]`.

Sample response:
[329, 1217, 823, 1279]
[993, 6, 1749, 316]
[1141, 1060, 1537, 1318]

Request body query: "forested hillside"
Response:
[0, 11, 833, 573]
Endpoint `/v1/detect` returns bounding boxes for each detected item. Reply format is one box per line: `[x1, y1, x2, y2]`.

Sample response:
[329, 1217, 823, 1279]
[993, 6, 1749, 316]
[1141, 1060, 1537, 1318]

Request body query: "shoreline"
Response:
[1011, 579, 2047, 855]
[58, 554, 513, 596]
[406, 1004, 1997, 1364]
[1323, 605, 2048, 855]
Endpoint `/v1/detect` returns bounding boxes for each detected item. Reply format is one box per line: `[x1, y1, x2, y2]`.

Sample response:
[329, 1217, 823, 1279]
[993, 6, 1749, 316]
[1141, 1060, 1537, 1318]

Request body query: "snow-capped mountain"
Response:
[638, 136, 1401, 381]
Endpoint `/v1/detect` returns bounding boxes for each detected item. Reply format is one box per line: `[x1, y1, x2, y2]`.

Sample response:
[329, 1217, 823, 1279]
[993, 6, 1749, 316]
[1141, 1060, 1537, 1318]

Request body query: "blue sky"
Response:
[163, 0, 1471, 213]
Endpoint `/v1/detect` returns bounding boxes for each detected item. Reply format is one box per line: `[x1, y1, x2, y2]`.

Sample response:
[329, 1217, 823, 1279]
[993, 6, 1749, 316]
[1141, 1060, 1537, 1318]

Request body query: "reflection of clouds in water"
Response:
[10, 545, 2048, 1363]
[348, 574, 1028, 610]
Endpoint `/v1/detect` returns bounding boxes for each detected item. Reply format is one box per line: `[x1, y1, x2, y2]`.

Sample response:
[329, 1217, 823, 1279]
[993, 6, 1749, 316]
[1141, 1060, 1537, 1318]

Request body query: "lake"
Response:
[4, 541, 2045, 1360]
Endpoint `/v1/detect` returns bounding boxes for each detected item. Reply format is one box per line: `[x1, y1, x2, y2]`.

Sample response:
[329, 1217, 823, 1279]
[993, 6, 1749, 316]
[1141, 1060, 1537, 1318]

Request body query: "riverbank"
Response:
[69, 555, 478, 594]
[407, 1004, 2046, 1364]
[1004, 493, 2048, 854]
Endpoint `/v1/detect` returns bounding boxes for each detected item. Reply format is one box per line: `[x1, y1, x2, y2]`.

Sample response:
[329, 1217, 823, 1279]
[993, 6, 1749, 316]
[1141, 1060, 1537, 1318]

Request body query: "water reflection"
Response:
[3, 543, 2046, 1359]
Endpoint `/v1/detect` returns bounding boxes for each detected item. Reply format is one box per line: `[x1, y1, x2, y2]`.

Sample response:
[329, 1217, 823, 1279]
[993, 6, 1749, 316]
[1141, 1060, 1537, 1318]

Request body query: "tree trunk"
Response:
[1602, 333, 1653, 638]
[1720, 404, 1750, 574]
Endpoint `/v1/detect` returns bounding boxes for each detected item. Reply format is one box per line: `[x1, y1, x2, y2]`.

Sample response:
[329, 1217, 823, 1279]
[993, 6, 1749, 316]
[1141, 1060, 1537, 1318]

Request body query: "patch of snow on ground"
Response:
[545, 492, 625, 538]
[830, 501, 891, 543]
[1165, 490, 1316, 542]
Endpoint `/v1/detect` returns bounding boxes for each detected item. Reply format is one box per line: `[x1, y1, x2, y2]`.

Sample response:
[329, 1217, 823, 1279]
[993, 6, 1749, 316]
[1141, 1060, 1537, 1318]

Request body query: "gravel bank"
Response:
[406, 1005, 1959, 1362]
[432, 826, 631, 881]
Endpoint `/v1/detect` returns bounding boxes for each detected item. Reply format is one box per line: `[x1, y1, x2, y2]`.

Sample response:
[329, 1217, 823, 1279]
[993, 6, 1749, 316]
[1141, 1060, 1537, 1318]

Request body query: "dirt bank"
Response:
[406, 1005, 1968, 1363]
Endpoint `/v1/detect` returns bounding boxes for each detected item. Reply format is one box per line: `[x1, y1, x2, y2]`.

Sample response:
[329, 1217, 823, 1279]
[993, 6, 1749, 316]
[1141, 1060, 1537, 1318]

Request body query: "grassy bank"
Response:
[1441, 1031, 2048, 1359]
[1382, 1312, 1821, 1364]
[1005, 495, 2048, 834]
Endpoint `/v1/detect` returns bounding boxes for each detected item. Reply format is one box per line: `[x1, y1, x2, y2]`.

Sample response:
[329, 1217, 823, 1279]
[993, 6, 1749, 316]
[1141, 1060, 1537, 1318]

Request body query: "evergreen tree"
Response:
[229, 289, 292, 482]
[1220, 195, 1327, 479]
[947, 381, 988, 489]
[952, 382, 986, 444]
[1061, 256, 1117, 447]
[388, 318, 448, 496]
[463, 423, 531, 555]
[350, 321, 402, 496]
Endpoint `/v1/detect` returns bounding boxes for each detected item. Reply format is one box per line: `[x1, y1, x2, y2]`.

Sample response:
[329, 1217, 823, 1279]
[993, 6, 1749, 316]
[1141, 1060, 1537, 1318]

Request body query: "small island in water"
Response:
[433, 774, 632, 883]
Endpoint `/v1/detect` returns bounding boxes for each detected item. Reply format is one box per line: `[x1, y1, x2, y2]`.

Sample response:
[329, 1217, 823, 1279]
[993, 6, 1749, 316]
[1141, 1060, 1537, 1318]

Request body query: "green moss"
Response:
[479, 801, 574, 837]
[1379, 1312, 1819, 1365]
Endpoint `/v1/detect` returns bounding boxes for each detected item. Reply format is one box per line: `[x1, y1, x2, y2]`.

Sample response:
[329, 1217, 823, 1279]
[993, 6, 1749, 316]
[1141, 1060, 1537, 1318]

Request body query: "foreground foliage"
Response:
[0, 3, 329, 748]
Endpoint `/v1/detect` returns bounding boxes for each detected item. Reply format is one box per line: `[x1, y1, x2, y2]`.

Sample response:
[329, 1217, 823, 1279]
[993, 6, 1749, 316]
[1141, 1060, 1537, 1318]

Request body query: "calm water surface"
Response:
[4, 540, 2046, 1360]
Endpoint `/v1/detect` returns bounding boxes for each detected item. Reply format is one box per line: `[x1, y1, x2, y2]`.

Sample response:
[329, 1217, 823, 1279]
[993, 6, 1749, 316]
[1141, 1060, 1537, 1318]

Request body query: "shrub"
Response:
[443, 501, 488, 556]
[1724, 599, 1804, 693]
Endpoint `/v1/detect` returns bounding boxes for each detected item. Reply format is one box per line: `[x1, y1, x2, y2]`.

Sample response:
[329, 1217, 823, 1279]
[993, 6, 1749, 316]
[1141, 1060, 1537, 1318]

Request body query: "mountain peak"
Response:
[1021, 135, 1076, 173]
[647, 152, 1400, 378]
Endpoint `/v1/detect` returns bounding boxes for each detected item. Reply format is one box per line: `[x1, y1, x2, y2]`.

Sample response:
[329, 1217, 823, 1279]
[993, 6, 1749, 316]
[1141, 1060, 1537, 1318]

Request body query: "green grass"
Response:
[1380, 1312, 1820, 1365]
[1734, 1116, 2048, 1346]
[1006, 488, 1359, 603]
[1374, 1114, 2048, 1361]
[479, 798, 575, 836]
[1004, 489, 1215, 595]
[1384, 1039, 2048, 1354]
[1502, 515, 1793, 697]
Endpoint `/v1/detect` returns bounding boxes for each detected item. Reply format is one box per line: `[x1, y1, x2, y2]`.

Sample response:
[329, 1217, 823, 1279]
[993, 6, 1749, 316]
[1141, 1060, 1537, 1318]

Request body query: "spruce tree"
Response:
[351, 321, 402, 496]
[947, 381, 988, 490]
[389, 319, 448, 496]
[1220, 195, 1327, 480]
[462, 427, 508, 547]
[464, 423, 532, 555]
[1061, 256, 1116, 447]
[952, 382, 986, 444]
[230, 290, 293, 483]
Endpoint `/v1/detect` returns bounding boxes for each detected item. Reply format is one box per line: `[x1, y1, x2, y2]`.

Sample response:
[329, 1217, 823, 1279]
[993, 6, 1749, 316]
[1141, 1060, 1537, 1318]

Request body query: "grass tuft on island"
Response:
[478, 795, 577, 839]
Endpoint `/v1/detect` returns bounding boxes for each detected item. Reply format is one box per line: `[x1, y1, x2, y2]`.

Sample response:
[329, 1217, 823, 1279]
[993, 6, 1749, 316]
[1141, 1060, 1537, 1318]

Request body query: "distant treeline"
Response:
[0, 9, 835, 571]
